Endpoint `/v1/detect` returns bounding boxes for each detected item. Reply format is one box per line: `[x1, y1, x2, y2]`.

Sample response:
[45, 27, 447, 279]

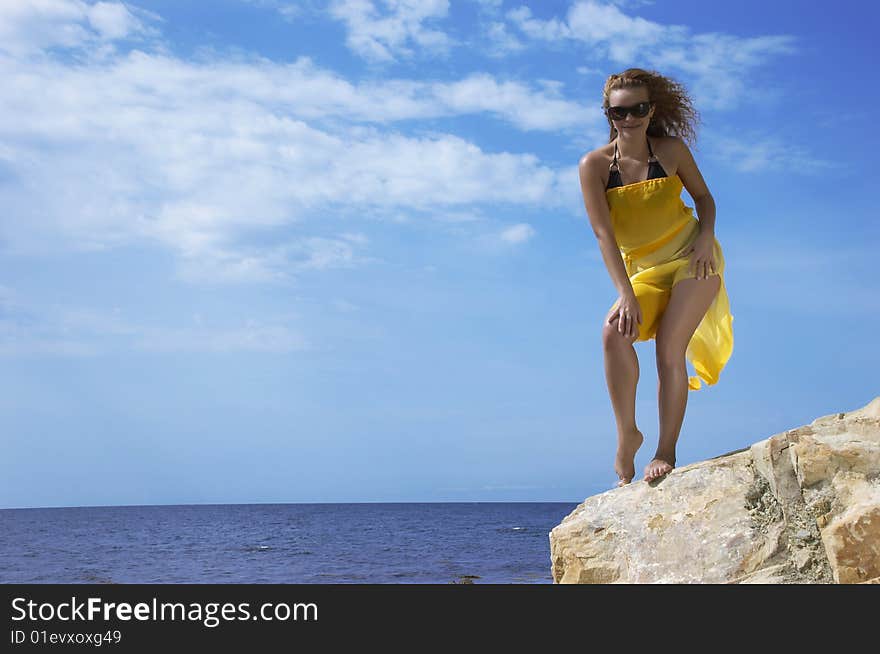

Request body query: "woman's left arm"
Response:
[674, 136, 714, 235]
[674, 137, 717, 278]
[693, 195, 715, 236]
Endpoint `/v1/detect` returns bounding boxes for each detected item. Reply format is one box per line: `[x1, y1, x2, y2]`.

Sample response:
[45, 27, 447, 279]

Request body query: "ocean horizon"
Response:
[1, 501, 578, 584]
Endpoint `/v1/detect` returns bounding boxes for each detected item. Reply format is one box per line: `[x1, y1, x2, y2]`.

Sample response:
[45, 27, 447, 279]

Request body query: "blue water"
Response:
[0, 502, 578, 584]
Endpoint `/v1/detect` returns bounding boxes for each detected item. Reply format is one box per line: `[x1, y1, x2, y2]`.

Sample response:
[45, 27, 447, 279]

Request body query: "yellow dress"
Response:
[605, 174, 734, 391]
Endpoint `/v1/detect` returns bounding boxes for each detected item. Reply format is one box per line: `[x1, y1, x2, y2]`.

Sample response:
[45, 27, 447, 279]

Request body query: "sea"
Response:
[0, 502, 579, 584]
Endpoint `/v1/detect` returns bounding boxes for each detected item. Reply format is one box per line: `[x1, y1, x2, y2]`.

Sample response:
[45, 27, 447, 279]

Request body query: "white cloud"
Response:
[507, 6, 573, 41]
[328, 0, 454, 62]
[170, 235, 381, 285]
[565, 0, 666, 45]
[465, 221, 538, 255]
[483, 20, 525, 57]
[0, 0, 158, 56]
[0, 0, 820, 293]
[432, 72, 592, 130]
[703, 131, 834, 173]
[500, 222, 535, 244]
[504, 0, 798, 110]
[87, 1, 142, 39]
[1, 41, 578, 283]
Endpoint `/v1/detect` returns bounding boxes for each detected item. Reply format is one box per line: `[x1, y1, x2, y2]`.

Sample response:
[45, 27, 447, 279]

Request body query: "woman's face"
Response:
[607, 87, 654, 134]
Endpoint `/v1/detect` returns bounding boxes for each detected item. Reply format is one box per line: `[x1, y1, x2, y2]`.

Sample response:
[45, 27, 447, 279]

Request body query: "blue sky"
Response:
[1, 0, 877, 509]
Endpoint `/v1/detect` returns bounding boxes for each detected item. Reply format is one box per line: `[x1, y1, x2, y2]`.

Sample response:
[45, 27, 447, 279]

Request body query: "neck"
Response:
[615, 130, 649, 160]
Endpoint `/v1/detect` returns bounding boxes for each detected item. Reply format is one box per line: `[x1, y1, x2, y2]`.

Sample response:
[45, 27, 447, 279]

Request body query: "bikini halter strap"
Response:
[612, 136, 657, 171]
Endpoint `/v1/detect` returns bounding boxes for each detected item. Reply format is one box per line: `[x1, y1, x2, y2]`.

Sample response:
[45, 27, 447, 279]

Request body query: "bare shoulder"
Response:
[578, 142, 615, 177]
[659, 135, 711, 199]
[651, 135, 687, 172]
[580, 142, 615, 166]
[664, 134, 689, 153]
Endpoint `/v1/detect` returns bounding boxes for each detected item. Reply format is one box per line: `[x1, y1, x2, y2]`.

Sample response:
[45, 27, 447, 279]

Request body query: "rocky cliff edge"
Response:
[549, 396, 880, 584]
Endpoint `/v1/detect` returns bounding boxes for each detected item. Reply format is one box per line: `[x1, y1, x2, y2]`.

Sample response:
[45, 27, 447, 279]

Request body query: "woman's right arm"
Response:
[578, 152, 642, 337]
[578, 152, 634, 298]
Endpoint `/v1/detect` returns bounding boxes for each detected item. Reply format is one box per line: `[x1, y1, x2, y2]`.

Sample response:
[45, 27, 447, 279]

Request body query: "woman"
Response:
[578, 69, 734, 487]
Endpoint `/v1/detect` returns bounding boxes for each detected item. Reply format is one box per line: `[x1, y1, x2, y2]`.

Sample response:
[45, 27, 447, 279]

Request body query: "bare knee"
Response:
[602, 322, 639, 348]
[656, 344, 686, 372]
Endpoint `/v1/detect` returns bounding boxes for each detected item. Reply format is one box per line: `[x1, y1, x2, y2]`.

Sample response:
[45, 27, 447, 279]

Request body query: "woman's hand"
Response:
[608, 291, 642, 338]
[683, 231, 716, 280]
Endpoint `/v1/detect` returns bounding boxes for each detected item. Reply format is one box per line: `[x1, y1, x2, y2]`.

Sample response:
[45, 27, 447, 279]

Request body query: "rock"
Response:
[549, 396, 880, 584]
[736, 563, 789, 584]
[449, 574, 481, 584]
[792, 548, 813, 572]
[818, 483, 880, 583]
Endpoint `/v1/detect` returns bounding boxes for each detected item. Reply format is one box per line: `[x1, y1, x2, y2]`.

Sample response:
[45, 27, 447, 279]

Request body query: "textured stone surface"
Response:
[549, 396, 880, 584]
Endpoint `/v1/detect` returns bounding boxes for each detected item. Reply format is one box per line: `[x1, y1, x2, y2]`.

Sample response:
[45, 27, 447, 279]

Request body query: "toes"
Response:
[643, 459, 672, 481]
[616, 472, 635, 487]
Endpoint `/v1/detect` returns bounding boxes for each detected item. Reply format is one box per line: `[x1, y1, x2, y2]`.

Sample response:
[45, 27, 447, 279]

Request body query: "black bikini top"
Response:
[606, 136, 668, 190]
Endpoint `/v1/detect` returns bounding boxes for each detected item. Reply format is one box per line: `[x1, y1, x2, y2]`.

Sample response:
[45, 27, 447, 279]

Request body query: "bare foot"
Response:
[643, 455, 675, 482]
[614, 428, 644, 487]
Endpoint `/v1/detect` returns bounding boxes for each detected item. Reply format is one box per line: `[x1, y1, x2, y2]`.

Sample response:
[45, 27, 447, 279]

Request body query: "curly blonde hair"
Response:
[602, 68, 701, 146]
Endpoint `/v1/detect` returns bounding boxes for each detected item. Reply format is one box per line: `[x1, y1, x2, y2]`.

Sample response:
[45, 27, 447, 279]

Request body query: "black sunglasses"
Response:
[606, 101, 653, 121]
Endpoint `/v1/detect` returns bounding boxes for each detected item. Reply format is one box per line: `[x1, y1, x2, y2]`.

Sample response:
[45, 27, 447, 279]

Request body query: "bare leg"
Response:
[602, 317, 644, 486]
[648, 274, 721, 482]
[652, 361, 686, 481]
